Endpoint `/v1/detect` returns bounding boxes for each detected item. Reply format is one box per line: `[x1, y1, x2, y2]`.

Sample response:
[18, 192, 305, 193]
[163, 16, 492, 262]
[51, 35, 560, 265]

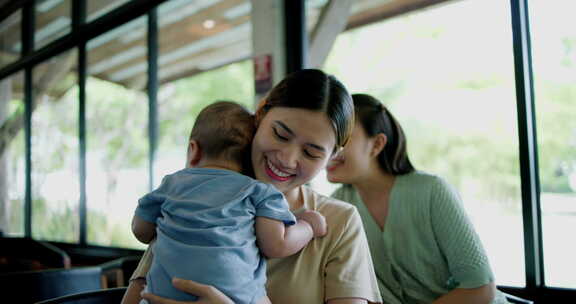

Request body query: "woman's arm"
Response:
[323, 207, 382, 303]
[121, 241, 155, 304]
[430, 178, 496, 303]
[121, 278, 146, 304]
[432, 283, 496, 304]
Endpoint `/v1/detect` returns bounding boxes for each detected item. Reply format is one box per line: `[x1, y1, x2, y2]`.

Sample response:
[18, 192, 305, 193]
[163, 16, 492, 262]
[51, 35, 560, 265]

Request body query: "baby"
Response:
[131, 101, 326, 304]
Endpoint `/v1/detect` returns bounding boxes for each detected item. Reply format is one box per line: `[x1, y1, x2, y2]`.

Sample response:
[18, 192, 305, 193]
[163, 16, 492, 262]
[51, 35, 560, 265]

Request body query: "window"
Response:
[530, 0, 576, 289]
[86, 17, 148, 248]
[87, 0, 132, 22]
[31, 50, 78, 242]
[0, 71, 25, 236]
[0, 9, 21, 69]
[154, 0, 254, 183]
[35, 0, 71, 50]
[311, 0, 525, 286]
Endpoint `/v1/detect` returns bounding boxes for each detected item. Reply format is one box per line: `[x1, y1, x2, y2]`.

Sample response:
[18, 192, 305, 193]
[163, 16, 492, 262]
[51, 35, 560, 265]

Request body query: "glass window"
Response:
[0, 10, 21, 69]
[530, 0, 576, 289]
[31, 50, 78, 242]
[154, 0, 254, 183]
[311, 0, 525, 286]
[86, 17, 148, 248]
[0, 71, 25, 236]
[35, 0, 71, 50]
[87, 0, 132, 22]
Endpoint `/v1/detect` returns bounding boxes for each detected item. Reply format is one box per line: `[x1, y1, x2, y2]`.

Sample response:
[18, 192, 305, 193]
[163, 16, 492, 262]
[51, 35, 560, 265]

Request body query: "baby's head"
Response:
[186, 101, 255, 174]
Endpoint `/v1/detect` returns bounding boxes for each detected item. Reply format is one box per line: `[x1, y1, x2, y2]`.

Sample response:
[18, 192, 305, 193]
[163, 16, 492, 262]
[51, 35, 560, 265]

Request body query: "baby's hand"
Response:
[297, 210, 327, 237]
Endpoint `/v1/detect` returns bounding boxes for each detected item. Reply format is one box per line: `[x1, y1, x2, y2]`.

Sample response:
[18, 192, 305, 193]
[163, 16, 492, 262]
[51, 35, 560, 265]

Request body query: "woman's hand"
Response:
[141, 278, 234, 304]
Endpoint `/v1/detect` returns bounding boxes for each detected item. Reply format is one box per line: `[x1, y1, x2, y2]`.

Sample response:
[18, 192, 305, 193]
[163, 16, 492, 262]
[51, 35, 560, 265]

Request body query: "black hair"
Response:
[352, 93, 415, 175]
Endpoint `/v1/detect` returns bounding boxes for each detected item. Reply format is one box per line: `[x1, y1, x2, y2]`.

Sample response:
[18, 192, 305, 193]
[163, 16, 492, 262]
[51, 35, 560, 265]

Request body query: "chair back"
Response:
[0, 237, 71, 271]
[0, 266, 102, 303]
[35, 287, 127, 304]
[99, 255, 141, 287]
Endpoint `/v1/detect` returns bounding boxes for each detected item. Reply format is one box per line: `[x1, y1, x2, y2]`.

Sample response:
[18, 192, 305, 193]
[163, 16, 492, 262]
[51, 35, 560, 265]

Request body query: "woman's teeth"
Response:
[267, 159, 291, 177]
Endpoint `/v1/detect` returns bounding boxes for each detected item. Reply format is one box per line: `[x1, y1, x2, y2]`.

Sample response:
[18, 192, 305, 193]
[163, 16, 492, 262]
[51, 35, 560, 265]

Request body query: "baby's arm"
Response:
[256, 210, 327, 258]
[131, 214, 156, 244]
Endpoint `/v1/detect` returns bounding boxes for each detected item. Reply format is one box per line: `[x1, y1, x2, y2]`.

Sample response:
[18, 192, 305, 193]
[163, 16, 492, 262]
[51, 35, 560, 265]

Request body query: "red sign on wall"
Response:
[254, 54, 273, 96]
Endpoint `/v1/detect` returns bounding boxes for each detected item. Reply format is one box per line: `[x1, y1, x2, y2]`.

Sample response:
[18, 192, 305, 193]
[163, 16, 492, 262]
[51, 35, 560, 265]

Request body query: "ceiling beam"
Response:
[346, 0, 455, 31]
[308, 0, 352, 68]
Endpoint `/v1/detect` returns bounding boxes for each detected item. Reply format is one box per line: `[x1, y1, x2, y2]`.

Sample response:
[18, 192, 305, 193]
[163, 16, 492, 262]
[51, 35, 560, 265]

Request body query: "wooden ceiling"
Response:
[0, 0, 453, 93]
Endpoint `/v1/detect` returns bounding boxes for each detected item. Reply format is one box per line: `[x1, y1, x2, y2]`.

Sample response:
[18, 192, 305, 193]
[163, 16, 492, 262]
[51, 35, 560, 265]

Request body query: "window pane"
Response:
[35, 0, 71, 50]
[155, 0, 254, 183]
[0, 71, 25, 236]
[31, 50, 78, 242]
[86, 17, 148, 248]
[530, 0, 576, 289]
[0, 10, 21, 69]
[312, 0, 525, 286]
[87, 0, 131, 22]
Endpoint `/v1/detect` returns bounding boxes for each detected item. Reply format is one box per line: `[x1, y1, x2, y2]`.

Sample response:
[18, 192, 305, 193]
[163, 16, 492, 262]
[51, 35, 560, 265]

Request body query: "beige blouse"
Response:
[131, 186, 382, 303]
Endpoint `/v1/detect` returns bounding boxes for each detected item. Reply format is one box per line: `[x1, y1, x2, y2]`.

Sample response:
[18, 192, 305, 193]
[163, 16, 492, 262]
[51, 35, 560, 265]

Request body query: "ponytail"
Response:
[352, 94, 415, 175]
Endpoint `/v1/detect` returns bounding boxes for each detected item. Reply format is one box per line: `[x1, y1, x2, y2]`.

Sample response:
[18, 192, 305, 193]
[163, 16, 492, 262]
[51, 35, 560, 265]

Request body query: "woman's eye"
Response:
[304, 149, 321, 159]
[273, 127, 288, 141]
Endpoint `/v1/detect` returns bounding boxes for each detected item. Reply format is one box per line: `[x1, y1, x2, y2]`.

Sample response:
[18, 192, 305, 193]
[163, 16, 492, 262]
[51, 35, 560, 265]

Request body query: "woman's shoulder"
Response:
[303, 186, 359, 219]
[399, 171, 455, 194]
[401, 170, 446, 185]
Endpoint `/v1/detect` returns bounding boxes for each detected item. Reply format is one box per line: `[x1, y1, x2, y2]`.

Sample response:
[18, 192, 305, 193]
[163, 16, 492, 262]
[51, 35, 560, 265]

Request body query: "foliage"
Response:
[323, 0, 575, 202]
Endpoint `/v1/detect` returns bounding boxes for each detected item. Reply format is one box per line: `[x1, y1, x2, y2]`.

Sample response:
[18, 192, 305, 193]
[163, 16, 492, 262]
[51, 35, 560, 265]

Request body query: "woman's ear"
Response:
[370, 133, 387, 157]
[254, 98, 269, 127]
[186, 140, 202, 167]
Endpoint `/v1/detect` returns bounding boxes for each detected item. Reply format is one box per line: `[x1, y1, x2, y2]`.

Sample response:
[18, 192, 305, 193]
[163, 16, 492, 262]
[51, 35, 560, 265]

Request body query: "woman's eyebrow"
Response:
[274, 121, 326, 153]
[274, 121, 294, 136]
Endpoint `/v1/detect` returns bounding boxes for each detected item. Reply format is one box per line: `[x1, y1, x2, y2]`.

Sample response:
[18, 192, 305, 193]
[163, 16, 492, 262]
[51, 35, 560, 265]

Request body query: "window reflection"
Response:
[154, 0, 254, 184]
[312, 0, 525, 286]
[0, 10, 21, 69]
[86, 17, 148, 248]
[35, 0, 71, 50]
[530, 0, 576, 289]
[0, 72, 25, 236]
[87, 0, 132, 22]
[31, 50, 79, 242]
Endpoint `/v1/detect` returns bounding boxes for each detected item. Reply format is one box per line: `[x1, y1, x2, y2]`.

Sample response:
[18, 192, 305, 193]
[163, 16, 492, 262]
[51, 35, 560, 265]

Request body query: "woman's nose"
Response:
[277, 146, 298, 170]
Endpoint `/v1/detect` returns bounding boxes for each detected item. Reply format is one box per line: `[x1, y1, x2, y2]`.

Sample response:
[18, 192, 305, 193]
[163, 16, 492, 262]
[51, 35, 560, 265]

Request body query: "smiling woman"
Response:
[251, 107, 337, 202]
[123, 69, 382, 304]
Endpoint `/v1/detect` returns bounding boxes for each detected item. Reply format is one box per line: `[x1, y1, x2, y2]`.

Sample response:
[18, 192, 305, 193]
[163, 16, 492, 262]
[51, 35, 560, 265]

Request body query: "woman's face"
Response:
[252, 107, 337, 196]
[326, 122, 375, 184]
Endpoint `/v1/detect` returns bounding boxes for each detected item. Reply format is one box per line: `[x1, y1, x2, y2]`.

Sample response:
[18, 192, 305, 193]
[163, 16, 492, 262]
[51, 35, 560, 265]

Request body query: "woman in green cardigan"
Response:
[326, 93, 510, 304]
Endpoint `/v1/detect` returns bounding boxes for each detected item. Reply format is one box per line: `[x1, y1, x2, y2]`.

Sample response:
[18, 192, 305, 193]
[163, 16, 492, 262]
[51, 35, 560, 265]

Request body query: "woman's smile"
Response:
[265, 157, 295, 181]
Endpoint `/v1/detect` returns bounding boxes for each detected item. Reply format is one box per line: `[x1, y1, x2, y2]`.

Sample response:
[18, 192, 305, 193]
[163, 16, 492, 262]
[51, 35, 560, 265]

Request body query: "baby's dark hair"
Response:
[189, 101, 255, 171]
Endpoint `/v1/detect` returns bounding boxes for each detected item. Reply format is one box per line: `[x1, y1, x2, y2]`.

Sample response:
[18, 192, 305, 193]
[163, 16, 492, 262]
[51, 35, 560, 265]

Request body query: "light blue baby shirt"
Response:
[135, 168, 296, 304]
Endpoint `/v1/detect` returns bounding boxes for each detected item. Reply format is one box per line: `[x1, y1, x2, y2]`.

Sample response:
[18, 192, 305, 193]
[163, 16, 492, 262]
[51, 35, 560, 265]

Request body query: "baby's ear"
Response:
[187, 140, 202, 167]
